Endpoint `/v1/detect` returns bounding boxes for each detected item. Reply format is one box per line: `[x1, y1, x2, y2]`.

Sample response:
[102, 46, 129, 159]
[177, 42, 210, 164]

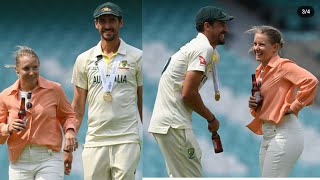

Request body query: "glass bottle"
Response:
[212, 132, 223, 153]
[18, 97, 26, 127]
[251, 74, 262, 105]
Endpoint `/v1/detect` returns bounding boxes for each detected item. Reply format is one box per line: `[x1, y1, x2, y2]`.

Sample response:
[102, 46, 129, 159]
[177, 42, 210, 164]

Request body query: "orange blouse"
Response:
[247, 55, 319, 135]
[0, 76, 79, 162]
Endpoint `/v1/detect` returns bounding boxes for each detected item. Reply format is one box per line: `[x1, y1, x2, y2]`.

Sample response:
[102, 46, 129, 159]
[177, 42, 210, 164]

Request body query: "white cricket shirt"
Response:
[72, 39, 142, 147]
[149, 33, 219, 134]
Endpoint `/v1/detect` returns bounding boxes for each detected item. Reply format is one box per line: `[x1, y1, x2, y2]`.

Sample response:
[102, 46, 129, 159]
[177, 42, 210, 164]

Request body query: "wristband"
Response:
[207, 116, 216, 123]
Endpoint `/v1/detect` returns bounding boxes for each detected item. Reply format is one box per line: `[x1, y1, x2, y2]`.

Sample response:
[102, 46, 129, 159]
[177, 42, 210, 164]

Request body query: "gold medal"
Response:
[103, 92, 112, 102]
[215, 91, 220, 101]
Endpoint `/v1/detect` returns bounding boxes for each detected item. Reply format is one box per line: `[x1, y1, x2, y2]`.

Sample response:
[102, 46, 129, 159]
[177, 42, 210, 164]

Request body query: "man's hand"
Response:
[63, 151, 73, 175]
[207, 117, 220, 133]
[64, 129, 78, 152]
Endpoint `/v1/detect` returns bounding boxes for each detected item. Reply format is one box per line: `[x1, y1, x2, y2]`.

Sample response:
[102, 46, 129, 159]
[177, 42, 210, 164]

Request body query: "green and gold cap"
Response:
[196, 6, 233, 25]
[93, 2, 123, 18]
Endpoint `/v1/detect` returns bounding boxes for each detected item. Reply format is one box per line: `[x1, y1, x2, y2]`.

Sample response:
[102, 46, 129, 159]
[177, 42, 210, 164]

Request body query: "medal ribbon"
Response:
[211, 51, 220, 100]
[212, 62, 219, 93]
[98, 54, 123, 93]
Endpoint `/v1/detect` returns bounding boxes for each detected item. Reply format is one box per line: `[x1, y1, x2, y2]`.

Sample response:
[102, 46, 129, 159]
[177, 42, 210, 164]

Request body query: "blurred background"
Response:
[0, 0, 142, 179]
[143, 0, 320, 177]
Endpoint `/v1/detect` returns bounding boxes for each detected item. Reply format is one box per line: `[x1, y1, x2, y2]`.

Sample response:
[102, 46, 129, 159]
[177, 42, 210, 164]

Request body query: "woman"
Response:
[246, 26, 318, 177]
[0, 46, 80, 179]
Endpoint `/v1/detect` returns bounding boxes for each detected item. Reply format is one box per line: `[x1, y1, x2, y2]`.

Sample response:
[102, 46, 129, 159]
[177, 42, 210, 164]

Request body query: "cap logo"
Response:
[101, 7, 111, 12]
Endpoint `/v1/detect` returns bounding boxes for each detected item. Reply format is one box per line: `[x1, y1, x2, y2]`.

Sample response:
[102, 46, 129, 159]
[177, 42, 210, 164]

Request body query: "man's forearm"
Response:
[74, 108, 84, 127]
[183, 91, 215, 122]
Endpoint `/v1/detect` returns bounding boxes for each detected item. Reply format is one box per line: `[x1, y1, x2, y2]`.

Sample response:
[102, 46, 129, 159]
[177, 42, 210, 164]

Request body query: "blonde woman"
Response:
[246, 26, 318, 177]
[0, 46, 79, 179]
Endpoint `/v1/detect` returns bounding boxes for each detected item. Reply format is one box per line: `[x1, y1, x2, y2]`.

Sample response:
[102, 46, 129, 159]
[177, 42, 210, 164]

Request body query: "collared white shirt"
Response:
[72, 39, 142, 146]
[149, 33, 219, 134]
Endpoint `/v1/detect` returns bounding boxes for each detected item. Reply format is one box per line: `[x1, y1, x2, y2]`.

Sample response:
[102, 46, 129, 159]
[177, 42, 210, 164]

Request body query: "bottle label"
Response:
[23, 116, 27, 126]
[254, 92, 261, 102]
[212, 140, 217, 149]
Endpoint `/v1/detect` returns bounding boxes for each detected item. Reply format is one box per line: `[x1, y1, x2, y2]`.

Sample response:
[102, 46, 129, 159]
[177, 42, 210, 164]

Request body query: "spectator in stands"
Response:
[246, 25, 319, 177]
[71, 2, 142, 180]
[148, 6, 233, 177]
[0, 46, 79, 179]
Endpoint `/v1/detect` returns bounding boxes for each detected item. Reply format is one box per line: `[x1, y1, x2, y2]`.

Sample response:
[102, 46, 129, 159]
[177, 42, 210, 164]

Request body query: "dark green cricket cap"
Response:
[93, 2, 123, 18]
[196, 6, 233, 25]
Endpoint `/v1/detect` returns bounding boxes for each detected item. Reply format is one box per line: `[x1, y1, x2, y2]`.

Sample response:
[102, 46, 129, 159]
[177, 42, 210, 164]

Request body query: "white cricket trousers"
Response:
[260, 114, 304, 177]
[153, 127, 202, 177]
[9, 144, 63, 180]
[82, 143, 141, 180]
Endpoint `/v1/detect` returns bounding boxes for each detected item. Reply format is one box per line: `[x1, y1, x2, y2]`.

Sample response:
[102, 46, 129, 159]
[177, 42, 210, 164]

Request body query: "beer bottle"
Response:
[18, 97, 27, 127]
[212, 132, 223, 153]
[251, 74, 262, 105]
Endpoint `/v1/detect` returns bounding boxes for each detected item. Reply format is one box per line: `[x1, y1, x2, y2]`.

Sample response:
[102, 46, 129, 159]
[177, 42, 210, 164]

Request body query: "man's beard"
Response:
[101, 29, 117, 41]
[103, 35, 116, 41]
[217, 34, 225, 45]
[218, 39, 225, 45]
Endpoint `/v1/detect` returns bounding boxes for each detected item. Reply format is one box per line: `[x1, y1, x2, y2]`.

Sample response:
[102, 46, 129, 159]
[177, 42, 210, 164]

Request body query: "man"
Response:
[71, 2, 142, 180]
[148, 6, 233, 177]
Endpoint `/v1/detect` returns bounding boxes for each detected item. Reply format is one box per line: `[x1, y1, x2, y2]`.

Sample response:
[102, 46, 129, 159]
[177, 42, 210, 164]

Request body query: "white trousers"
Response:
[260, 114, 304, 177]
[9, 144, 63, 180]
[82, 143, 141, 180]
[153, 128, 202, 177]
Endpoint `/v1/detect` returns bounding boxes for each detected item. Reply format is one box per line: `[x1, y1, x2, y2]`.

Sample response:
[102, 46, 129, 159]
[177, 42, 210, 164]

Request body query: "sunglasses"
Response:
[26, 92, 32, 109]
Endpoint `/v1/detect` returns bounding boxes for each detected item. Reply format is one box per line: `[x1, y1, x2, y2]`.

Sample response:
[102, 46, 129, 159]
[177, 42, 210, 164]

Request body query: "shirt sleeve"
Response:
[250, 108, 257, 117]
[71, 55, 88, 90]
[187, 47, 213, 72]
[0, 93, 9, 143]
[282, 61, 319, 113]
[56, 85, 80, 133]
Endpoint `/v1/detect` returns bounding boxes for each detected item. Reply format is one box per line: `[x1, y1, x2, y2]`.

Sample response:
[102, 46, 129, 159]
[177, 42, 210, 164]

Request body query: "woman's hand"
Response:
[9, 118, 26, 132]
[249, 96, 260, 110]
[285, 108, 294, 115]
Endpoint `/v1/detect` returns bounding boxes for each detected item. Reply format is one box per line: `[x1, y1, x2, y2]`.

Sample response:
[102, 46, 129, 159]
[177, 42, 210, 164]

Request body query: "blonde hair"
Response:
[14, 46, 39, 67]
[245, 25, 285, 53]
